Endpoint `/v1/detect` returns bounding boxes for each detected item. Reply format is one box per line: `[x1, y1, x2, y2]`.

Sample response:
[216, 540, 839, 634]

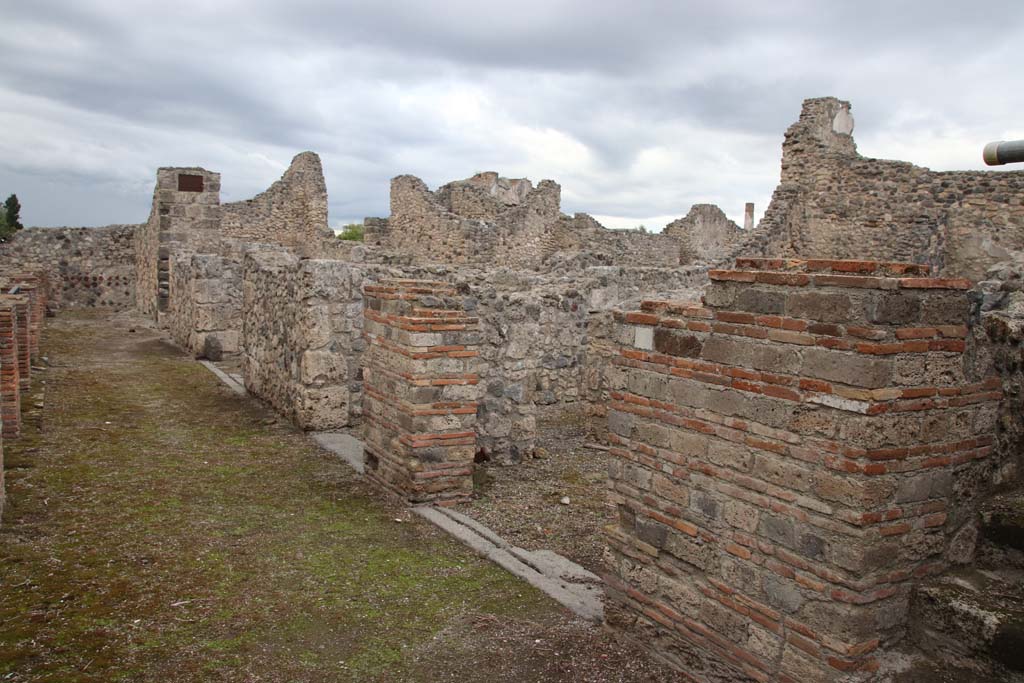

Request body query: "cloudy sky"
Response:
[1, 1, 1022, 232]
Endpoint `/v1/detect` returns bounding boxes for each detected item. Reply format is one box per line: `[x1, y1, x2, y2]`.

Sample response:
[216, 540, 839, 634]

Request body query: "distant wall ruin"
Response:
[0, 226, 135, 309]
[741, 97, 1024, 280]
[369, 172, 681, 269]
[664, 204, 745, 265]
[221, 151, 333, 250]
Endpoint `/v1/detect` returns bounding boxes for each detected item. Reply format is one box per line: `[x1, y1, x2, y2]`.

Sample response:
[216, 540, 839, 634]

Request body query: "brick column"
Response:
[2, 275, 44, 361]
[361, 279, 480, 505]
[0, 299, 20, 439]
[2, 294, 31, 393]
[603, 259, 999, 682]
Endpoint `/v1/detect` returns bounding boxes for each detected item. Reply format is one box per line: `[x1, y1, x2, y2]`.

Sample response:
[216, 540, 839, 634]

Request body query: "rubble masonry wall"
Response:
[743, 98, 1024, 281]
[0, 226, 136, 309]
[241, 250, 366, 430]
[221, 152, 333, 250]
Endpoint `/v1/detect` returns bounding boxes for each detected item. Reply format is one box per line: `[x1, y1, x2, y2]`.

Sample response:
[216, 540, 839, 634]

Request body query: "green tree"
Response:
[4, 194, 22, 232]
[338, 223, 364, 241]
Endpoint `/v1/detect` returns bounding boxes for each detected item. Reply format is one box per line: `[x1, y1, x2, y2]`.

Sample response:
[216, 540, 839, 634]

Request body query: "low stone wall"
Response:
[603, 258, 1000, 681]
[361, 279, 480, 504]
[0, 226, 135, 309]
[242, 250, 365, 430]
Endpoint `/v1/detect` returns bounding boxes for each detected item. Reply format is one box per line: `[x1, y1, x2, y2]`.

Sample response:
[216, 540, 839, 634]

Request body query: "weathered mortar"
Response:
[380, 173, 682, 269]
[664, 204, 746, 266]
[603, 258, 1001, 682]
[361, 279, 481, 504]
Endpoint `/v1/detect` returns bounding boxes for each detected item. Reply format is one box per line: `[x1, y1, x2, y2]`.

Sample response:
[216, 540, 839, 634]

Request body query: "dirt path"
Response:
[0, 311, 676, 683]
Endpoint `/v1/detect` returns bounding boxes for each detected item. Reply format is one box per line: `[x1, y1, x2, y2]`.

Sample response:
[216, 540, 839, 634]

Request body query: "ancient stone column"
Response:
[361, 279, 480, 505]
[744, 203, 755, 231]
[603, 258, 999, 681]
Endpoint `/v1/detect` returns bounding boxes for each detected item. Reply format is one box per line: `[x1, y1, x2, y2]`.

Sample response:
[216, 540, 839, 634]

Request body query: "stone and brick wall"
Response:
[7, 296, 30, 393]
[740, 98, 1024, 280]
[0, 299, 20, 440]
[603, 258, 1000, 682]
[221, 152, 334, 251]
[241, 250, 365, 430]
[361, 279, 480, 504]
[1, 274, 45, 366]
[0, 226, 135, 309]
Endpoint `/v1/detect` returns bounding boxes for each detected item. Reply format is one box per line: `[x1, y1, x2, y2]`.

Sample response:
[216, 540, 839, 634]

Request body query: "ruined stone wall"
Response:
[134, 167, 222, 321]
[741, 97, 1024, 280]
[462, 265, 708, 461]
[362, 279, 480, 504]
[168, 251, 243, 359]
[221, 152, 334, 251]
[663, 204, 745, 266]
[0, 226, 136, 309]
[241, 250, 365, 430]
[382, 174, 683, 269]
[603, 258, 1001, 681]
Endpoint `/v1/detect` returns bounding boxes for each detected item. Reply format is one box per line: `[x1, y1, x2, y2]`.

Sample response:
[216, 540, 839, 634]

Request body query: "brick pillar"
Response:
[0, 299, 20, 439]
[2, 274, 45, 361]
[361, 279, 480, 505]
[3, 295, 31, 393]
[603, 258, 1000, 682]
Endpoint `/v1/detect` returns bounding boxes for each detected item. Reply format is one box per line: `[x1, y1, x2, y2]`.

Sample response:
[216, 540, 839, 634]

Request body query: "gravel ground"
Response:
[458, 407, 613, 575]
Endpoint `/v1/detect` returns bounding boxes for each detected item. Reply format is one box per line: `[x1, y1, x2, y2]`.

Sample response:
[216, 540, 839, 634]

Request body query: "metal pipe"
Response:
[983, 139, 1024, 166]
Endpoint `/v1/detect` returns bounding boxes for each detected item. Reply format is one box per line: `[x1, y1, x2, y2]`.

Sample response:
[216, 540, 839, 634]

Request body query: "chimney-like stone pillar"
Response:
[744, 202, 755, 231]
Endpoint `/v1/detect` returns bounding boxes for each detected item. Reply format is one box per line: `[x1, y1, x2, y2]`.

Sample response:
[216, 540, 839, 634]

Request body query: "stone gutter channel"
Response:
[200, 361, 604, 624]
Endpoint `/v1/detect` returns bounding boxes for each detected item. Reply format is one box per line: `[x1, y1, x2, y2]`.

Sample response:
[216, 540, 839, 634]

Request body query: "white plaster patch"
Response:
[634, 326, 654, 350]
[832, 106, 855, 136]
[807, 392, 870, 414]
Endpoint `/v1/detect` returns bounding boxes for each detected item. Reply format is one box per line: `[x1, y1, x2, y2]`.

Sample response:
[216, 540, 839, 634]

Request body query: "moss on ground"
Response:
[0, 312, 557, 682]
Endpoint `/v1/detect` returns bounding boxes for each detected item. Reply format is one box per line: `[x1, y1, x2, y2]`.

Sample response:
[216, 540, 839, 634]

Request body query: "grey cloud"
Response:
[0, 1, 1022, 228]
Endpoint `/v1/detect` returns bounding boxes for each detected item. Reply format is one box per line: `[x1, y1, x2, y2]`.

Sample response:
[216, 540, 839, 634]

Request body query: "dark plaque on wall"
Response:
[178, 174, 204, 192]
